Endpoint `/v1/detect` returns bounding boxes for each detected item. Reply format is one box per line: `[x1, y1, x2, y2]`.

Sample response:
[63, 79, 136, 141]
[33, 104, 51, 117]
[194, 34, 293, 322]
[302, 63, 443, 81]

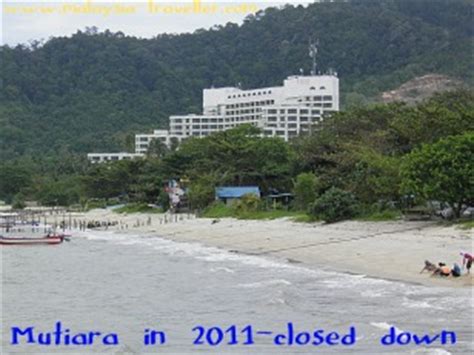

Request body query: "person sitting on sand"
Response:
[420, 260, 437, 274]
[460, 252, 472, 274]
[432, 263, 451, 277]
[451, 263, 461, 277]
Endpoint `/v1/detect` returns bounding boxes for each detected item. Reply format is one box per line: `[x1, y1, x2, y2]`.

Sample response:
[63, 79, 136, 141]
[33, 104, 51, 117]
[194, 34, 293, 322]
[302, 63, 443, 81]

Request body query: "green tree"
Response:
[146, 139, 169, 159]
[162, 125, 293, 192]
[293, 172, 319, 211]
[311, 187, 358, 223]
[400, 133, 474, 218]
[187, 175, 216, 211]
[81, 160, 139, 200]
[0, 162, 32, 202]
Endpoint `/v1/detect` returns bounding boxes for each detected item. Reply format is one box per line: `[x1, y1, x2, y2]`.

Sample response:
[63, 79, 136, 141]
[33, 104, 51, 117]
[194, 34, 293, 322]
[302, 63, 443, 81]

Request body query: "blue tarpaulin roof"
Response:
[215, 186, 261, 199]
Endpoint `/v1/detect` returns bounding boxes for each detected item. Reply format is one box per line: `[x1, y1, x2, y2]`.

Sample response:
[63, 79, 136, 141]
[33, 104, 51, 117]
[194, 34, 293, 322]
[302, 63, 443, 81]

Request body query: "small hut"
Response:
[215, 186, 261, 206]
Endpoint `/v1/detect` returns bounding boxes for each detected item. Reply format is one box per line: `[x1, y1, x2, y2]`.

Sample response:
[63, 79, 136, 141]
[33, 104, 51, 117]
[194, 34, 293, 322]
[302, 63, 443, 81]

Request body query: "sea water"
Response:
[1, 230, 472, 354]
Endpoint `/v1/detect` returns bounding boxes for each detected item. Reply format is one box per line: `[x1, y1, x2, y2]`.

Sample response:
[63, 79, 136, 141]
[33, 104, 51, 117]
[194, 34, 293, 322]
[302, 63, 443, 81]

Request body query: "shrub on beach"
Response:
[311, 187, 358, 223]
[233, 193, 262, 214]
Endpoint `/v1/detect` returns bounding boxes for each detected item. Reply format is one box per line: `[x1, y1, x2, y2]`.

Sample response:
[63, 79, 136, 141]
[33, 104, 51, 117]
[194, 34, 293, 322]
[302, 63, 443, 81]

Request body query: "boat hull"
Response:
[0, 236, 65, 245]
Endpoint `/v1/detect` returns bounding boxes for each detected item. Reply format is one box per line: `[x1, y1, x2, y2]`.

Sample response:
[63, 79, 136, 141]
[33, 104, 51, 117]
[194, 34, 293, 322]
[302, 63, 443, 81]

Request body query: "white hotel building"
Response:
[87, 74, 339, 163]
[169, 74, 339, 141]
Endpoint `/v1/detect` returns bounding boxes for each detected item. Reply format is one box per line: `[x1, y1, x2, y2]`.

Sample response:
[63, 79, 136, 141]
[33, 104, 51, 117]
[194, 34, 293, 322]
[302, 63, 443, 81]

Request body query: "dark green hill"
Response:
[1, 0, 472, 158]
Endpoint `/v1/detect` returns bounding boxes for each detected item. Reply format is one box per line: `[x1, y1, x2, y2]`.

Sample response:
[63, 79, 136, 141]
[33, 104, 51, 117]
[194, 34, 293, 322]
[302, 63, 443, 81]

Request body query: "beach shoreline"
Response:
[81, 209, 473, 288]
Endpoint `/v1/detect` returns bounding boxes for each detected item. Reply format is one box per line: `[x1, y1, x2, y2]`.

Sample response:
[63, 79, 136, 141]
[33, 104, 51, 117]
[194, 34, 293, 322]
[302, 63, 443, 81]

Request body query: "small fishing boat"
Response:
[0, 234, 70, 246]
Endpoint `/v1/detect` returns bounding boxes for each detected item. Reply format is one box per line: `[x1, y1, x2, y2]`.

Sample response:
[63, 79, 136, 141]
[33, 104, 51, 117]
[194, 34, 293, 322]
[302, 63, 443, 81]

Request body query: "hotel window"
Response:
[268, 109, 277, 114]
[323, 96, 332, 101]
[301, 109, 309, 114]
[268, 117, 277, 122]
[288, 123, 297, 128]
[314, 96, 322, 101]
[288, 116, 297, 122]
[288, 109, 297, 114]
[323, 103, 332, 108]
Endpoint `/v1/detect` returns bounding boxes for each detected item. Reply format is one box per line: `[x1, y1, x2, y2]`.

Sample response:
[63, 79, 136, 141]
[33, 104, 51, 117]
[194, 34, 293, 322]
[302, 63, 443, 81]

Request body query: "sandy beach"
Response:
[80, 209, 473, 288]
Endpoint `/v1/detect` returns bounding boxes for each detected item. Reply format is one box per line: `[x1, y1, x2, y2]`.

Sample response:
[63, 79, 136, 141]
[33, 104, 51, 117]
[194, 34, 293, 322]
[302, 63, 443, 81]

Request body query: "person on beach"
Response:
[432, 263, 451, 277]
[460, 252, 472, 274]
[420, 260, 437, 274]
[451, 263, 461, 277]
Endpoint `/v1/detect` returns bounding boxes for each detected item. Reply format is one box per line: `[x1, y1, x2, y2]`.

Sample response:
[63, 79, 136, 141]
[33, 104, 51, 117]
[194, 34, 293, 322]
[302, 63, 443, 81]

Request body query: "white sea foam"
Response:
[210, 266, 235, 273]
[370, 322, 404, 333]
[322, 274, 392, 289]
[410, 349, 452, 355]
[267, 297, 288, 305]
[402, 297, 443, 310]
[360, 290, 386, 298]
[78, 230, 408, 293]
[236, 279, 292, 288]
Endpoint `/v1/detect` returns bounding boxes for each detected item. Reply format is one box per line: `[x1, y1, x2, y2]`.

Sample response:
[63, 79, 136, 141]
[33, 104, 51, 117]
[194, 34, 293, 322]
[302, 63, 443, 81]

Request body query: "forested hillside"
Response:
[1, 0, 472, 159]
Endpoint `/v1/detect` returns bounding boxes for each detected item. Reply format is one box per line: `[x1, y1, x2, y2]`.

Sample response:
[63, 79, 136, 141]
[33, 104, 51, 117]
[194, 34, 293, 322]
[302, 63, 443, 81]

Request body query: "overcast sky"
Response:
[2, 1, 314, 46]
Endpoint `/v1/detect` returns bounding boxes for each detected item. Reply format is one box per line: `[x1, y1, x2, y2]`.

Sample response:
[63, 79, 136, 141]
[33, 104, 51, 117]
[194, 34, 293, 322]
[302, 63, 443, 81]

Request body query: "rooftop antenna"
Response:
[309, 38, 319, 76]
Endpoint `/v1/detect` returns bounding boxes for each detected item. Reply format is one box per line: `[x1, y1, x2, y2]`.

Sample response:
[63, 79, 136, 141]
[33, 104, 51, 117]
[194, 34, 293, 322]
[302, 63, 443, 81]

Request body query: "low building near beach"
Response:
[215, 186, 261, 206]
